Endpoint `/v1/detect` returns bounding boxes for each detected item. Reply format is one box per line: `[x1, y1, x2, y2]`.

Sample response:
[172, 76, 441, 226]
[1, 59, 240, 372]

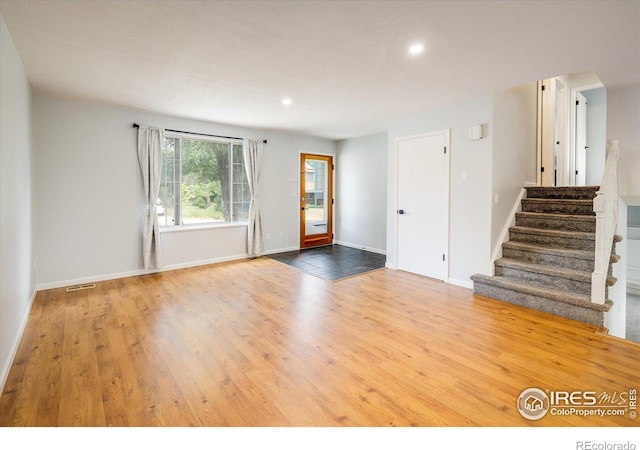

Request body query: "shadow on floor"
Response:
[267, 244, 386, 282]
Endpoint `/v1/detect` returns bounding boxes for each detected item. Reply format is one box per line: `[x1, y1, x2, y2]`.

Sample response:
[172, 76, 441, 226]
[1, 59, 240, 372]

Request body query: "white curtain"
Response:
[243, 139, 264, 256]
[137, 126, 163, 269]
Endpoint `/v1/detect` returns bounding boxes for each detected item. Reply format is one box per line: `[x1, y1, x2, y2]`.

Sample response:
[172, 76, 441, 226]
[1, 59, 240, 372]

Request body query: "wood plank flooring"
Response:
[1, 258, 638, 426]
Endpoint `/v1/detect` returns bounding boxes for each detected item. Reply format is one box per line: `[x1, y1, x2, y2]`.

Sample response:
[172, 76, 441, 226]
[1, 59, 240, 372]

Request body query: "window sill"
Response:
[160, 222, 248, 233]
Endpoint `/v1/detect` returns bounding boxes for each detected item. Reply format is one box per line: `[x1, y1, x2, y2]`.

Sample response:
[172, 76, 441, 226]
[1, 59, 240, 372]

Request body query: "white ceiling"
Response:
[1, 0, 638, 140]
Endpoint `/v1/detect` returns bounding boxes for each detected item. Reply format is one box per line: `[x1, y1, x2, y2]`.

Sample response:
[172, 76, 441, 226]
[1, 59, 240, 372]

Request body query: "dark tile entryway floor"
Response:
[267, 244, 386, 282]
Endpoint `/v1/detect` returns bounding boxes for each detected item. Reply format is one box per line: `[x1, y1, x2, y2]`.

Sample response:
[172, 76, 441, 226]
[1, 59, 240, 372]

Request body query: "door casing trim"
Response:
[299, 152, 334, 249]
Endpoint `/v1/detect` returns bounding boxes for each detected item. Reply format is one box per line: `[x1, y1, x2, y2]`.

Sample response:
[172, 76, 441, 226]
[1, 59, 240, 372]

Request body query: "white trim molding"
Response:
[36, 254, 251, 291]
[490, 187, 527, 275]
[0, 288, 38, 394]
[449, 278, 473, 290]
[333, 240, 386, 255]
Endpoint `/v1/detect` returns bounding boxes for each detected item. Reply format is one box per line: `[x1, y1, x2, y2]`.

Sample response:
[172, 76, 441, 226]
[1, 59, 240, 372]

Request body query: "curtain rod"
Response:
[132, 123, 267, 144]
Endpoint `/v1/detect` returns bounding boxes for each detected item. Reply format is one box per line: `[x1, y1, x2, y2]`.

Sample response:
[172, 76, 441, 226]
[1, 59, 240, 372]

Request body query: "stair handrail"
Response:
[591, 139, 620, 304]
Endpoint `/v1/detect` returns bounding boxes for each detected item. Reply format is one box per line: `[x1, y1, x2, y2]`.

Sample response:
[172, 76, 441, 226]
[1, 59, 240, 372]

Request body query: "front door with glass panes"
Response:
[300, 153, 333, 248]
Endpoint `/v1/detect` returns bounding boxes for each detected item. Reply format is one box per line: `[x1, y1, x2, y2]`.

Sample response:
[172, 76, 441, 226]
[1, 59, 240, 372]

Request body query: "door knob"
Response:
[398, 209, 406, 215]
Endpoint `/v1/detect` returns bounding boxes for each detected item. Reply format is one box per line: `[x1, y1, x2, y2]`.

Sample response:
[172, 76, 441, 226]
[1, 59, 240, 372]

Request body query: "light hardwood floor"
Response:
[1, 258, 638, 426]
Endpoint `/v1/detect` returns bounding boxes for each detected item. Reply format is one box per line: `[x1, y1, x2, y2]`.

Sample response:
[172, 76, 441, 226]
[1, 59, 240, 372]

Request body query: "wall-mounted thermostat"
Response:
[469, 124, 484, 140]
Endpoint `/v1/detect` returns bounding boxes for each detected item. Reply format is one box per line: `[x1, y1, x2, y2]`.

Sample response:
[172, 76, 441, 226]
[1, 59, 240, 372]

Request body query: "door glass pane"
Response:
[305, 159, 328, 235]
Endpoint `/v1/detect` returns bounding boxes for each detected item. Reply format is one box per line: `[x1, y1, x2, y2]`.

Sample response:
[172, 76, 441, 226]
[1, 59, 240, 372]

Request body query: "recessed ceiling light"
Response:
[282, 97, 293, 106]
[408, 43, 425, 56]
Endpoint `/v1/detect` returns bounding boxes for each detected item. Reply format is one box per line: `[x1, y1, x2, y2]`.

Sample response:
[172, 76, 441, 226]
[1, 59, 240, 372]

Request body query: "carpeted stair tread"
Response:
[502, 240, 620, 262]
[521, 198, 596, 215]
[525, 186, 600, 199]
[522, 198, 595, 206]
[516, 211, 595, 222]
[510, 226, 595, 242]
[515, 211, 596, 232]
[494, 257, 617, 286]
[471, 274, 612, 312]
[496, 257, 590, 281]
[502, 240, 594, 260]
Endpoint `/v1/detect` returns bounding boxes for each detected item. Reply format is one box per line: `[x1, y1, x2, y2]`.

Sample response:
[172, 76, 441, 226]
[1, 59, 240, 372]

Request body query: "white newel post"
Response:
[591, 139, 619, 305]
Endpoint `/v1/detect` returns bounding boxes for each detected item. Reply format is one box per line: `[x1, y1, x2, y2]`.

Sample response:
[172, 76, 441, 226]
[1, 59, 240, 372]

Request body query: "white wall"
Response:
[335, 132, 387, 253]
[491, 82, 538, 252]
[607, 85, 640, 197]
[34, 95, 335, 288]
[583, 87, 607, 186]
[568, 72, 604, 90]
[627, 204, 640, 295]
[0, 16, 36, 390]
[386, 97, 493, 288]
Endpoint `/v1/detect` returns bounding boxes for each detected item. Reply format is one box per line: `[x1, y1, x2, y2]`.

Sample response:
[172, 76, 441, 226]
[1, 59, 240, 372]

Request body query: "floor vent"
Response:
[65, 283, 96, 293]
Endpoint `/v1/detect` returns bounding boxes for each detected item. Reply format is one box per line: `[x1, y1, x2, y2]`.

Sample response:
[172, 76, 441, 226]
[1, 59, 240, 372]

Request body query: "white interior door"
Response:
[397, 132, 448, 280]
[555, 79, 568, 186]
[575, 91, 587, 186]
[539, 78, 572, 186]
[539, 79, 557, 186]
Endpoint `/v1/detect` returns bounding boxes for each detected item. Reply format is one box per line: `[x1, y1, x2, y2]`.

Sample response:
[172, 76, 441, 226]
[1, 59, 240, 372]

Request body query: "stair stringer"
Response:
[489, 186, 528, 276]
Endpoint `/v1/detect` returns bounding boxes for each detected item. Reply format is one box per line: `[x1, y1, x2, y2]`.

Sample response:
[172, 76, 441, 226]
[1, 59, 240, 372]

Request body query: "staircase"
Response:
[471, 186, 621, 327]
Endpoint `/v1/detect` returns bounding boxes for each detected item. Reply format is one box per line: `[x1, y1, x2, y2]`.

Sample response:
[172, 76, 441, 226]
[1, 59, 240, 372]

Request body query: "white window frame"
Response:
[160, 132, 249, 229]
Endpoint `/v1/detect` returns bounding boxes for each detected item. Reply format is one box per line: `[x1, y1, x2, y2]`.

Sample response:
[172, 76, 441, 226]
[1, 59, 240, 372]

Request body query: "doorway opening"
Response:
[572, 86, 607, 186]
[536, 71, 606, 187]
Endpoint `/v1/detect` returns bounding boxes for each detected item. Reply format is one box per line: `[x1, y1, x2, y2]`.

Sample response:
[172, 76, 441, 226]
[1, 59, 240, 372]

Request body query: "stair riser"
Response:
[501, 247, 595, 271]
[473, 281, 605, 326]
[521, 200, 594, 215]
[515, 215, 595, 233]
[509, 231, 595, 251]
[525, 187, 599, 200]
[495, 266, 591, 296]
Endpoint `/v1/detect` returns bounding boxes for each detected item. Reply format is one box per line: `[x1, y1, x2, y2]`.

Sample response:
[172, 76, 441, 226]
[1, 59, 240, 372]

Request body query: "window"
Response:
[158, 135, 250, 227]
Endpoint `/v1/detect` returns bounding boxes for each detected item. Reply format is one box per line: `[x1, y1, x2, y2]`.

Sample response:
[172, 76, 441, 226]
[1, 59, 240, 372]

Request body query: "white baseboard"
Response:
[381, 266, 473, 290]
[448, 278, 474, 290]
[0, 287, 37, 394]
[36, 253, 252, 291]
[37, 269, 148, 291]
[162, 254, 250, 272]
[333, 240, 386, 255]
[35, 242, 386, 291]
[262, 246, 299, 256]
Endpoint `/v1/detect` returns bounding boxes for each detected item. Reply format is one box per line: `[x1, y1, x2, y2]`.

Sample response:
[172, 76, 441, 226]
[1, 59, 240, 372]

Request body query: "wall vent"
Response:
[65, 283, 96, 293]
